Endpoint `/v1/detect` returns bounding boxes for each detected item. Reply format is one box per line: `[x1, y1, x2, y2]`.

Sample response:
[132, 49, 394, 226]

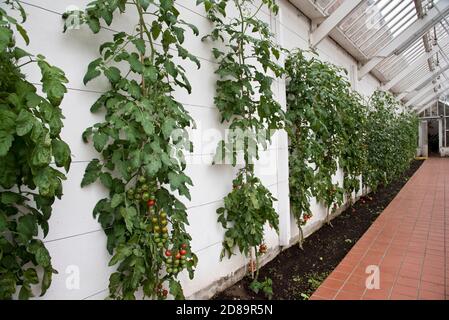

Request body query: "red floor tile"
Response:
[334, 290, 363, 300]
[418, 290, 445, 300]
[310, 158, 448, 300]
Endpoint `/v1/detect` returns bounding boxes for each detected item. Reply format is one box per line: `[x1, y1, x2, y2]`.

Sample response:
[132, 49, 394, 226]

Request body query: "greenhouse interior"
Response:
[1, 0, 449, 303]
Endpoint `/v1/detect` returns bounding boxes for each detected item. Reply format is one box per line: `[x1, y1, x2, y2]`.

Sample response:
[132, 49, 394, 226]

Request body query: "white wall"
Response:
[14, 0, 380, 300]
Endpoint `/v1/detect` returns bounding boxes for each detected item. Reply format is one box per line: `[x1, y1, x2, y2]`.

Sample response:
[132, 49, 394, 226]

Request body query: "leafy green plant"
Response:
[63, 0, 200, 300]
[339, 91, 367, 205]
[286, 50, 364, 243]
[363, 91, 418, 191]
[249, 277, 273, 299]
[200, 0, 284, 291]
[297, 271, 329, 300]
[286, 50, 417, 248]
[0, 0, 71, 299]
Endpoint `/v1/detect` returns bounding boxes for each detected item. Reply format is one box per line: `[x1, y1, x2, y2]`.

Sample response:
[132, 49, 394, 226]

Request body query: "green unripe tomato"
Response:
[163, 233, 169, 239]
[151, 217, 158, 224]
[138, 176, 146, 184]
[166, 257, 172, 264]
[166, 268, 172, 274]
[157, 242, 163, 248]
[142, 192, 150, 201]
[154, 226, 160, 232]
[141, 184, 149, 191]
[136, 187, 142, 194]
[134, 193, 141, 200]
[160, 211, 167, 219]
[154, 238, 161, 243]
[149, 194, 156, 201]
[181, 255, 186, 260]
[172, 268, 178, 274]
[127, 188, 135, 195]
[174, 260, 180, 266]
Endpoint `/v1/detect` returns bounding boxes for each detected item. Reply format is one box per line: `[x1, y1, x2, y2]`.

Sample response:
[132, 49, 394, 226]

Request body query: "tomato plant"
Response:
[200, 0, 284, 297]
[0, 0, 71, 299]
[63, 0, 199, 300]
[286, 50, 358, 242]
[363, 91, 418, 191]
[339, 91, 367, 206]
[286, 50, 417, 247]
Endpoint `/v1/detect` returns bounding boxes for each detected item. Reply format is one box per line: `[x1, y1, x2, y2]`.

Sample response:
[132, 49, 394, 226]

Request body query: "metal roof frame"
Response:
[289, 0, 449, 111]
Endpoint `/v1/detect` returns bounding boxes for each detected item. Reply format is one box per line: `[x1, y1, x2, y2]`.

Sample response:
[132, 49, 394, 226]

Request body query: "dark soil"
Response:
[213, 160, 424, 300]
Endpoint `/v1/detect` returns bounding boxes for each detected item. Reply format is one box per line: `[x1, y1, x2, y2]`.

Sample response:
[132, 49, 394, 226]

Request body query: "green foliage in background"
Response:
[286, 50, 418, 244]
[0, 0, 70, 299]
[286, 50, 365, 234]
[363, 91, 418, 191]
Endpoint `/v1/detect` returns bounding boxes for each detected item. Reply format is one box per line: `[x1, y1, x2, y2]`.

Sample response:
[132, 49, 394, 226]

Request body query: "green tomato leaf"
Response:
[81, 159, 102, 187]
[16, 109, 35, 136]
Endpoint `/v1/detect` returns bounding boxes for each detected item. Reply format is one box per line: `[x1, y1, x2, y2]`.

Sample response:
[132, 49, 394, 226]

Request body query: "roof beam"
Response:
[405, 80, 445, 107]
[381, 46, 440, 91]
[358, 0, 449, 80]
[415, 91, 446, 110]
[414, 0, 425, 18]
[416, 99, 438, 113]
[310, 0, 364, 48]
[410, 83, 449, 108]
[397, 63, 449, 100]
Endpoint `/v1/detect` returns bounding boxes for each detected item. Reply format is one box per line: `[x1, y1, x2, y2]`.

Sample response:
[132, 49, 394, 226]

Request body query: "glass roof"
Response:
[342, 0, 418, 56]
[307, 0, 449, 111]
[315, 0, 348, 14]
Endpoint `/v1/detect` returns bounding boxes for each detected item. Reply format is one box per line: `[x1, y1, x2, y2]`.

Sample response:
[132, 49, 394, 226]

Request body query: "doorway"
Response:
[428, 119, 439, 156]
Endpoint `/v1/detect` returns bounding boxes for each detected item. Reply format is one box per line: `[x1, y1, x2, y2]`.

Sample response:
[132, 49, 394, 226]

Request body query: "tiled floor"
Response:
[310, 158, 448, 300]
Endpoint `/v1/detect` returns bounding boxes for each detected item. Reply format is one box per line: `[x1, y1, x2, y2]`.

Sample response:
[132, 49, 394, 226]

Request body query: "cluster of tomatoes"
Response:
[126, 175, 194, 298]
[127, 176, 157, 202]
[151, 210, 168, 249]
[247, 260, 257, 273]
[156, 284, 168, 299]
[164, 244, 189, 275]
[302, 212, 312, 223]
[258, 243, 267, 255]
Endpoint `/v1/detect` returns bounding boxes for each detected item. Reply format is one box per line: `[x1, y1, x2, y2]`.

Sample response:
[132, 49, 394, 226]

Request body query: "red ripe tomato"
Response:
[180, 249, 187, 256]
[181, 243, 188, 249]
[147, 199, 155, 207]
[175, 253, 181, 260]
[165, 250, 172, 257]
[162, 289, 168, 296]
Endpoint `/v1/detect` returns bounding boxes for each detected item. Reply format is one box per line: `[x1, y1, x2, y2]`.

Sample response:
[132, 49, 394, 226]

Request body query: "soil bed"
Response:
[213, 160, 424, 300]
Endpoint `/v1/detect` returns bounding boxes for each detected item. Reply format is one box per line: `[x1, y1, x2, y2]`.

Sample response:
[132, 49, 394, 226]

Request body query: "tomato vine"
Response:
[287, 51, 417, 246]
[0, 0, 71, 299]
[286, 50, 361, 242]
[63, 0, 200, 300]
[200, 0, 284, 297]
[339, 91, 367, 206]
[363, 91, 418, 191]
